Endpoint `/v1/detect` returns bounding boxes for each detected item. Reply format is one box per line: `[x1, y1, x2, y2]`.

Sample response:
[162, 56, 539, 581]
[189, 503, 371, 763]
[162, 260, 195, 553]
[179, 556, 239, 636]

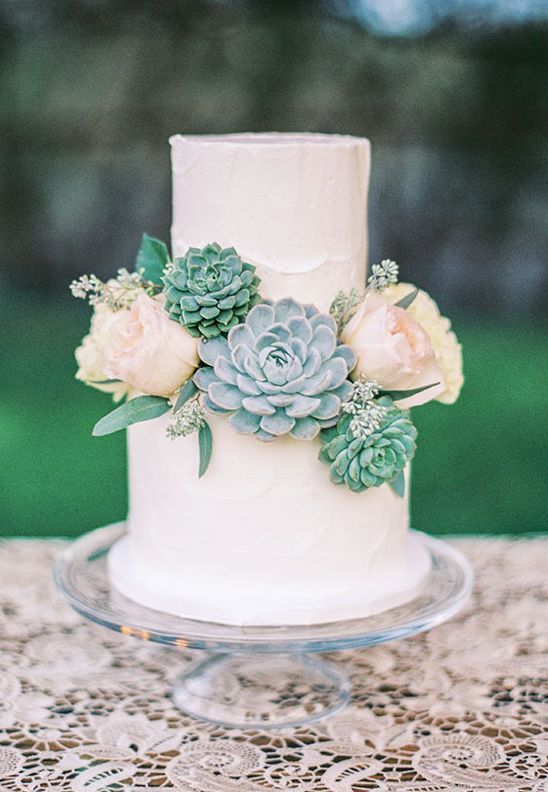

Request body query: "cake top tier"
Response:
[170, 133, 370, 311]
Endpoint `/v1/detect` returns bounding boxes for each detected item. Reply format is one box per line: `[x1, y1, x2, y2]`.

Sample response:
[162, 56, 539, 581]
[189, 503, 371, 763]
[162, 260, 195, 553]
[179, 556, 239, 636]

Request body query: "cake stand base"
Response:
[173, 653, 351, 728]
[54, 523, 473, 729]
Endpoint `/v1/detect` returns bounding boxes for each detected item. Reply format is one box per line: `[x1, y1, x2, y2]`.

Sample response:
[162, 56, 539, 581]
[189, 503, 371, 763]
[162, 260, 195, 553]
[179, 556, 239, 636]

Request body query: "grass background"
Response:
[2, 291, 547, 538]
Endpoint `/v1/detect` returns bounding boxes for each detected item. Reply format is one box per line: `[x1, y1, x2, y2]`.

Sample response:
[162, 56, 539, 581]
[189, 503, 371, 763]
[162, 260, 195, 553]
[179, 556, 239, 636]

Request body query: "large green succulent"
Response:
[319, 404, 417, 494]
[193, 298, 356, 441]
[163, 242, 261, 338]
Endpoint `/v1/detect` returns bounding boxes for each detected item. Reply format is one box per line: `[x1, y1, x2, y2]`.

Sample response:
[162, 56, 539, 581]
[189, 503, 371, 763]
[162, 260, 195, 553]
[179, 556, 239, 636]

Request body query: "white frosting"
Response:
[170, 133, 370, 311]
[109, 132, 429, 626]
[109, 415, 428, 625]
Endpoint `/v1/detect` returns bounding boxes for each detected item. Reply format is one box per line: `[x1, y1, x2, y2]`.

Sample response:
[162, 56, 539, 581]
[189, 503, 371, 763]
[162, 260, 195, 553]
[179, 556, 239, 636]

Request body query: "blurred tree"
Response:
[0, 0, 546, 314]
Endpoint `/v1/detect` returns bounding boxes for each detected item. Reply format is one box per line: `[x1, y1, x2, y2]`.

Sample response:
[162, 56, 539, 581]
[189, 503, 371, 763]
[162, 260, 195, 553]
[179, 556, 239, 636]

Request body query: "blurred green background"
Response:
[1, 0, 547, 537]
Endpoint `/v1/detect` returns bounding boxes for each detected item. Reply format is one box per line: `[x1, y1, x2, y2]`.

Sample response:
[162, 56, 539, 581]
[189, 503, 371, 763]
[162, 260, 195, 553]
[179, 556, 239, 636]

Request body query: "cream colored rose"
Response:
[384, 282, 464, 405]
[103, 293, 199, 398]
[75, 304, 129, 402]
[342, 290, 445, 407]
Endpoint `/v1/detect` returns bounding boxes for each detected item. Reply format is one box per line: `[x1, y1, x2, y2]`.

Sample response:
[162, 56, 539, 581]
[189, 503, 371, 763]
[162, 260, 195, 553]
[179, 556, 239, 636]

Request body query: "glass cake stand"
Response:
[54, 522, 473, 729]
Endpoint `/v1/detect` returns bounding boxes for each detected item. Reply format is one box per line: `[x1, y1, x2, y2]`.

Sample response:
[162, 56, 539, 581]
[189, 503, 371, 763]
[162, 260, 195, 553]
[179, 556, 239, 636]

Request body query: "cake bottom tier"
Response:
[112, 416, 430, 626]
[108, 533, 430, 626]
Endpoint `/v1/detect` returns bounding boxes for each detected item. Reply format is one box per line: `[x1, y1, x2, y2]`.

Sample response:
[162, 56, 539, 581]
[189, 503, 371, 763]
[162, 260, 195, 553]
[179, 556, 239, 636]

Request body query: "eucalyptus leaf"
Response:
[394, 288, 419, 309]
[135, 234, 169, 285]
[174, 379, 198, 412]
[389, 471, 405, 497]
[198, 420, 213, 478]
[378, 382, 440, 402]
[92, 395, 171, 436]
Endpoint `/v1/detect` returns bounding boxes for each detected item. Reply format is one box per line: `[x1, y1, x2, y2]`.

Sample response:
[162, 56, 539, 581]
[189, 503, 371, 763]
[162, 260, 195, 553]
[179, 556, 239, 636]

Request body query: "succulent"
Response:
[319, 401, 417, 493]
[163, 242, 261, 338]
[193, 298, 356, 441]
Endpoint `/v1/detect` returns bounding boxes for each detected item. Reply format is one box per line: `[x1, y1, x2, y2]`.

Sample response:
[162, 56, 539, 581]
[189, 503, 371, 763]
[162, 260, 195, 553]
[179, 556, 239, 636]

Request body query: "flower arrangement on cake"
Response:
[72, 235, 463, 497]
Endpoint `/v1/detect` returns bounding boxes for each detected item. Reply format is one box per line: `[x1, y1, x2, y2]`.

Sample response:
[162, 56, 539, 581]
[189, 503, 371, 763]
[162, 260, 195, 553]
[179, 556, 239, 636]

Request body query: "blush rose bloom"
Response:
[342, 290, 444, 407]
[75, 303, 130, 402]
[384, 282, 464, 405]
[104, 293, 199, 398]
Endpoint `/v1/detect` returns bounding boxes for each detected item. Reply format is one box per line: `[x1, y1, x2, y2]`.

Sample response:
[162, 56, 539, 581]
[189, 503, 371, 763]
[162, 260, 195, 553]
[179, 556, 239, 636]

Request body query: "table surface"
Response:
[0, 537, 546, 791]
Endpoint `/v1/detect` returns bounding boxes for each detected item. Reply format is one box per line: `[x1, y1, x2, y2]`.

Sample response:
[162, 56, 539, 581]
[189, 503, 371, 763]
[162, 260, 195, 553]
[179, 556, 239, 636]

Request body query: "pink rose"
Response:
[342, 290, 444, 407]
[104, 293, 199, 398]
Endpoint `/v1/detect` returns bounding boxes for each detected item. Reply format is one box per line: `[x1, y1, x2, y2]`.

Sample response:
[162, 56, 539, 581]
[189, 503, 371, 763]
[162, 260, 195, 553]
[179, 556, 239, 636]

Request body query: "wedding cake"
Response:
[73, 133, 463, 626]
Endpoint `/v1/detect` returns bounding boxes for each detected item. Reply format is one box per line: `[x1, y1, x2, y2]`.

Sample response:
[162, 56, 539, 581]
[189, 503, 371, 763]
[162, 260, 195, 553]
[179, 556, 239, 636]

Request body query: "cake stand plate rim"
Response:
[53, 522, 473, 653]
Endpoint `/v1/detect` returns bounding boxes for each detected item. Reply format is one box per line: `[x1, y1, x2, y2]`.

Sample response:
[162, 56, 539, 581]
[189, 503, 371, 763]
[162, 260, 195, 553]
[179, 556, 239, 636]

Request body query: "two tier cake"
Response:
[73, 133, 463, 626]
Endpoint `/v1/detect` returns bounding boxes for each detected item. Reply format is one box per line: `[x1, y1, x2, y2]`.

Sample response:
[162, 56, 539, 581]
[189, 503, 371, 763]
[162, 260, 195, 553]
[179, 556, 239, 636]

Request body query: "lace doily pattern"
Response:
[0, 537, 546, 790]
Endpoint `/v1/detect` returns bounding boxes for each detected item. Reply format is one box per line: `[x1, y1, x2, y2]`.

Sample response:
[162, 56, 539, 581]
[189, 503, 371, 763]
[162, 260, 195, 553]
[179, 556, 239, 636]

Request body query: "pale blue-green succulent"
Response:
[193, 298, 356, 441]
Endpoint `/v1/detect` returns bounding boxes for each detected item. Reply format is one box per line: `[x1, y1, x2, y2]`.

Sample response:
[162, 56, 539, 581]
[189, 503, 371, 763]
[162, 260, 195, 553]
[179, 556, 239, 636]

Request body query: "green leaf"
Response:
[198, 420, 213, 478]
[88, 379, 122, 384]
[174, 379, 198, 412]
[135, 234, 169, 285]
[92, 395, 171, 436]
[394, 288, 419, 309]
[378, 382, 440, 402]
[389, 471, 405, 497]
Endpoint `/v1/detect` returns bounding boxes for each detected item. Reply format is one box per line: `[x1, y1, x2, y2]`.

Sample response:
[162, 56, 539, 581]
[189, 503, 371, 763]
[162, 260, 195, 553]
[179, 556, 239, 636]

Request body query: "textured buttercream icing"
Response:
[170, 133, 370, 311]
[108, 133, 430, 626]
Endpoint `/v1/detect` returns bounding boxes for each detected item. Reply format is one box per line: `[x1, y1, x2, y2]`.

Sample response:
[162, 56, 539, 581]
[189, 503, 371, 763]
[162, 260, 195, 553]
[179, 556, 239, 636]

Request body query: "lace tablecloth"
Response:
[0, 537, 546, 791]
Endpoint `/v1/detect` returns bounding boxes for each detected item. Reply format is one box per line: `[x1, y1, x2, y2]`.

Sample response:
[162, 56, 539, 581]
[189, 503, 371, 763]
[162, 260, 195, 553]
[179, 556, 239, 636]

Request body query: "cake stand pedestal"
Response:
[172, 653, 350, 728]
[54, 523, 472, 729]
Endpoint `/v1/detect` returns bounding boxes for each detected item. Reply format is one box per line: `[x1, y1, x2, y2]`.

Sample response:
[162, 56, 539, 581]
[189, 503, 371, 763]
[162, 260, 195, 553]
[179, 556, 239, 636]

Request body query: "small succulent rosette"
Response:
[163, 243, 261, 338]
[319, 396, 417, 496]
[193, 298, 356, 441]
